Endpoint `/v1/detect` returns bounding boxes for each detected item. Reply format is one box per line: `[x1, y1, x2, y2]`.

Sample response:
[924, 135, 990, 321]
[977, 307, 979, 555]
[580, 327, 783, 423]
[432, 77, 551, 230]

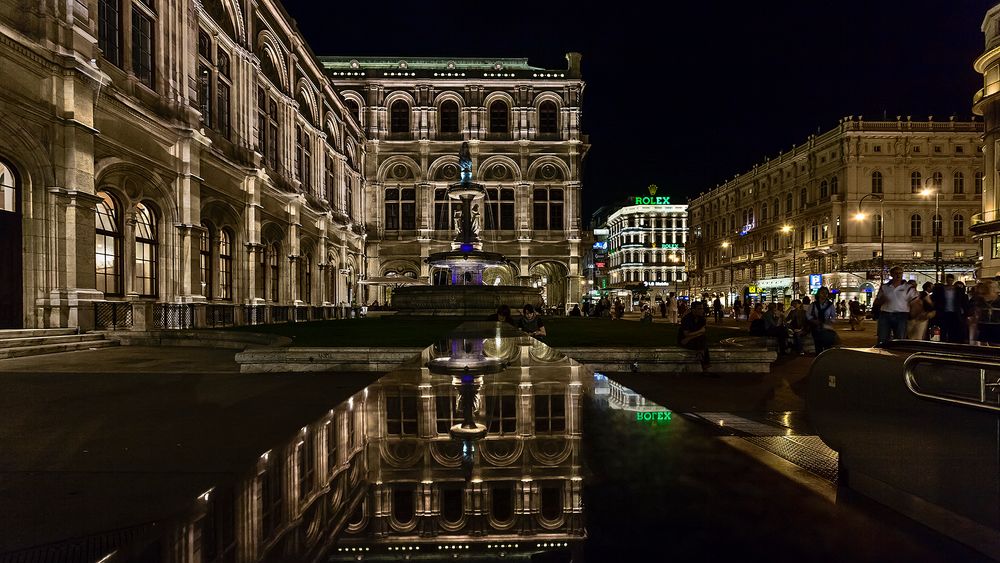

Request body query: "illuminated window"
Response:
[439, 100, 459, 134]
[200, 224, 213, 300]
[95, 191, 122, 296]
[134, 202, 158, 297]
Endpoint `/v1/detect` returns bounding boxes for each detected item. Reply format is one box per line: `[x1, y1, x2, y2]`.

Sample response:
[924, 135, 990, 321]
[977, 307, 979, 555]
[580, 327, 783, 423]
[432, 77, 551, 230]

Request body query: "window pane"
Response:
[98, 0, 122, 67]
[131, 12, 154, 88]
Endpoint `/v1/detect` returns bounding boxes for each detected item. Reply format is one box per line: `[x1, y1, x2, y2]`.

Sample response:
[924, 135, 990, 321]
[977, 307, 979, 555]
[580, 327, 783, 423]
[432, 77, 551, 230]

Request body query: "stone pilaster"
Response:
[41, 189, 105, 329]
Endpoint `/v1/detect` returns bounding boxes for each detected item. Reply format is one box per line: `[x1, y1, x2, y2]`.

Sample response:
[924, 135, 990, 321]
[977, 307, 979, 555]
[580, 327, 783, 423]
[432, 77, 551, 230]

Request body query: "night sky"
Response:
[282, 0, 995, 218]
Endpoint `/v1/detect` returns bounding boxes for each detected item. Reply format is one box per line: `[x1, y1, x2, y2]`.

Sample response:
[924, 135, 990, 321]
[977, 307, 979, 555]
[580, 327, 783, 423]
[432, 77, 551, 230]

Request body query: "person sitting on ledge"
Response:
[517, 304, 547, 337]
[488, 304, 514, 324]
[679, 300, 709, 370]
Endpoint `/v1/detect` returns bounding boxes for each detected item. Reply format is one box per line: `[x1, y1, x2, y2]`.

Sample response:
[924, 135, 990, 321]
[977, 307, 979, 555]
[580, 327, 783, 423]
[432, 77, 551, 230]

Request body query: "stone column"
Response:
[174, 224, 207, 302]
[44, 189, 105, 329]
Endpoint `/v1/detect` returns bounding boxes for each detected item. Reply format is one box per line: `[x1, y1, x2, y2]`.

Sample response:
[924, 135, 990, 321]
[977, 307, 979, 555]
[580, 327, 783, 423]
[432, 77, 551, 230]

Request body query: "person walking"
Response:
[659, 299, 667, 319]
[807, 286, 839, 354]
[848, 297, 864, 331]
[785, 299, 808, 354]
[874, 266, 917, 345]
[743, 300, 752, 321]
[712, 297, 723, 323]
[932, 274, 965, 343]
[907, 282, 935, 340]
[733, 298, 742, 320]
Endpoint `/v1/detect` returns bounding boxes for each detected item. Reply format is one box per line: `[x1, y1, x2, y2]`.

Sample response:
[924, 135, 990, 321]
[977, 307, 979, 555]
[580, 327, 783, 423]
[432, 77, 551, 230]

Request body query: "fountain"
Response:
[391, 143, 543, 315]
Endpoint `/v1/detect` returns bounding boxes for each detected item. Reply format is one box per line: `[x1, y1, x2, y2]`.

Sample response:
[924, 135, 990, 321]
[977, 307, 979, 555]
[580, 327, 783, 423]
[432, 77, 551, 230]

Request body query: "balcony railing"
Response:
[153, 303, 195, 329]
[94, 301, 133, 330]
[206, 304, 236, 328]
[972, 210, 1000, 226]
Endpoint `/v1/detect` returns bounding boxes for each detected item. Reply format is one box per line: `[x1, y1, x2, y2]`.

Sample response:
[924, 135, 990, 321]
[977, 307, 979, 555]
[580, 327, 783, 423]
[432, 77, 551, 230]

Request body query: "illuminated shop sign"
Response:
[660, 244, 681, 249]
[809, 274, 822, 293]
[595, 262, 606, 268]
[633, 195, 672, 205]
[593, 241, 608, 250]
[635, 410, 672, 423]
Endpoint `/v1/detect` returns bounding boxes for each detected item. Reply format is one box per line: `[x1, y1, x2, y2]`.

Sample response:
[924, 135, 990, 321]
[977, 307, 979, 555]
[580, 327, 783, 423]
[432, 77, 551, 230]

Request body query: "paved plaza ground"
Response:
[0, 316, 989, 561]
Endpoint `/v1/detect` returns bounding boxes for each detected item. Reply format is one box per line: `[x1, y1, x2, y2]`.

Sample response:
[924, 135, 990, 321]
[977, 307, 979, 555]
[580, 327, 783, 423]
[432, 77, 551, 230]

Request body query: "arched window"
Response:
[954, 214, 965, 237]
[910, 171, 922, 193]
[134, 202, 158, 297]
[344, 99, 360, 123]
[490, 483, 514, 523]
[200, 223, 213, 300]
[268, 242, 280, 302]
[819, 180, 828, 198]
[392, 486, 415, 525]
[219, 229, 233, 300]
[810, 221, 818, 241]
[389, 100, 409, 134]
[95, 191, 122, 296]
[830, 176, 839, 194]
[954, 172, 965, 194]
[871, 171, 883, 194]
[296, 125, 311, 190]
[873, 214, 883, 237]
[489, 100, 509, 135]
[976, 171, 984, 194]
[439, 100, 459, 134]
[539, 100, 558, 135]
[910, 214, 922, 237]
[931, 171, 943, 190]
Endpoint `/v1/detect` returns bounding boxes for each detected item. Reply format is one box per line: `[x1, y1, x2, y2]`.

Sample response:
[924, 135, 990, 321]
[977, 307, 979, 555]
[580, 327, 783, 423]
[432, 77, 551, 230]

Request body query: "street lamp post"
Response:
[921, 181, 942, 283]
[781, 225, 797, 298]
[855, 193, 886, 290]
[721, 241, 733, 306]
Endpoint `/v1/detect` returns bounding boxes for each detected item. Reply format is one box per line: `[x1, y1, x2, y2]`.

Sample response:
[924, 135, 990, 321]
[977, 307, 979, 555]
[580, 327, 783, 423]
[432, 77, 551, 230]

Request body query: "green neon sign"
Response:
[660, 244, 680, 249]
[633, 196, 671, 205]
[635, 410, 672, 423]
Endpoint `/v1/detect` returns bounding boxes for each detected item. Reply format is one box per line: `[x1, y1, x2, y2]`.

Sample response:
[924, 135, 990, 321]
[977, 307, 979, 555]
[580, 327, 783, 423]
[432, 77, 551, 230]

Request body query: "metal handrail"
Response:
[902, 352, 1000, 413]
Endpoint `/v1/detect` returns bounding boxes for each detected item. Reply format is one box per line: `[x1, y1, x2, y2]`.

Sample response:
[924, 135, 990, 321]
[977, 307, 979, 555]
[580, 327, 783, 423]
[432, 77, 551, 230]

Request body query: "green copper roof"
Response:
[318, 56, 546, 71]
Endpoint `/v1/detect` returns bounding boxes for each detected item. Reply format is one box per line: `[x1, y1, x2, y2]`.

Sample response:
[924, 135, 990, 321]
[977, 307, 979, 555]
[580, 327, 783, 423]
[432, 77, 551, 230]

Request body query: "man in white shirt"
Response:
[874, 266, 917, 345]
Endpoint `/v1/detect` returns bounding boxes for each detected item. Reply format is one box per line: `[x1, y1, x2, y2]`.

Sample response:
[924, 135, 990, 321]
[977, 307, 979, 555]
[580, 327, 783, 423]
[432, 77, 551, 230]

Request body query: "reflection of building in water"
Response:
[333, 338, 586, 557]
[118, 334, 586, 561]
[606, 379, 667, 413]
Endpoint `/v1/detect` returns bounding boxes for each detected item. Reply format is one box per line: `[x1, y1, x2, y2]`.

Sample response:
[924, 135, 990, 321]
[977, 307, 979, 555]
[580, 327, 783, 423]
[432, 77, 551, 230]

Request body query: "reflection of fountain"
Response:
[428, 337, 506, 480]
[392, 143, 542, 315]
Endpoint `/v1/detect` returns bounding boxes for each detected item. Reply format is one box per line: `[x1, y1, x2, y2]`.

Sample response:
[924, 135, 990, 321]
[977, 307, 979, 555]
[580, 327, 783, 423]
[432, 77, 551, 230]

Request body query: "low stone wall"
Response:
[722, 335, 815, 354]
[108, 330, 291, 349]
[235, 347, 426, 373]
[557, 346, 777, 373]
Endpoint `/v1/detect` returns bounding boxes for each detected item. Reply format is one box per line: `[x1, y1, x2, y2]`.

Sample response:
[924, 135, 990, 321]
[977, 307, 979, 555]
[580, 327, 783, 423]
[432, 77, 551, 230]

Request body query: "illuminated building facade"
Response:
[0, 0, 588, 329]
[0, 0, 366, 330]
[973, 4, 1000, 277]
[604, 193, 688, 300]
[686, 117, 983, 305]
[320, 56, 589, 309]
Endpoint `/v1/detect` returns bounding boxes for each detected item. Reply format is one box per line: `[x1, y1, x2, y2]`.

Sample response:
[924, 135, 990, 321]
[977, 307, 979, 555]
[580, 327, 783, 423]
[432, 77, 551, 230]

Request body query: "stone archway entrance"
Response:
[528, 261, 569, 311]
[0, 159, 22, 328]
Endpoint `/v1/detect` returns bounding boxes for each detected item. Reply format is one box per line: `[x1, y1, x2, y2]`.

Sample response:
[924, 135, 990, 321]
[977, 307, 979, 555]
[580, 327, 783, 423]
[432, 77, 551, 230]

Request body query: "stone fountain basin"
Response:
[391, 285, 543, 316]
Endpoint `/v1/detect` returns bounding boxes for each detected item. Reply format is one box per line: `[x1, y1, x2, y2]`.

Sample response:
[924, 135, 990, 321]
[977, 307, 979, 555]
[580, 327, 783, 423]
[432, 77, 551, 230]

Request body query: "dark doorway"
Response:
[0, 159, 22, 328]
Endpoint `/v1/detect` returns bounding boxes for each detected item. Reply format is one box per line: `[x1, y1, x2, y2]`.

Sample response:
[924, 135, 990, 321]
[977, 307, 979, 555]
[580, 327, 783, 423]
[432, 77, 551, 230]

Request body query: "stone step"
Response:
[0, 328, 78, 340]
[0, 333, 106, 349]
[0, 340, 118, 360]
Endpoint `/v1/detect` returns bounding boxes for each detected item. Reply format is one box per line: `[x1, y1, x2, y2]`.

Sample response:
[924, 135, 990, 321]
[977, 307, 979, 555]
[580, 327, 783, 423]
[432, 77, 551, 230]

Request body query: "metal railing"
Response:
[206, 304, 236, 327]
[153, 303, 195, 329]
[243, 304, 266, 326]
[94, 301, 133, 330]
[903, 353, 1000, 413]
[0, 521, 158, 563]
[294, 306, 309, 322]
[271, 305, 291, 323]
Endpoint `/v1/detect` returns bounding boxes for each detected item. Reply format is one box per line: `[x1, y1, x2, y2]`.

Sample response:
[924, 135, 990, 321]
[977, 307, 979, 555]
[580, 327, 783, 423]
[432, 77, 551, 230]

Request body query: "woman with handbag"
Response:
[906, 281, 936, 340]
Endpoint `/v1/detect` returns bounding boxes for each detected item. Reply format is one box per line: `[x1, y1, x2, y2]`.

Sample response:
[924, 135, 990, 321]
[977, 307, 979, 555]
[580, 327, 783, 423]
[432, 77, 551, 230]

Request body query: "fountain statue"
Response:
[390, 143, 543, 315]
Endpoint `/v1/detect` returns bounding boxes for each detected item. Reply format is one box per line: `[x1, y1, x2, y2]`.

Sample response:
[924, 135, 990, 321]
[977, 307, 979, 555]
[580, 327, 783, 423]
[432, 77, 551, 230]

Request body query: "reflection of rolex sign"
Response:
[634, 195, 671, 205]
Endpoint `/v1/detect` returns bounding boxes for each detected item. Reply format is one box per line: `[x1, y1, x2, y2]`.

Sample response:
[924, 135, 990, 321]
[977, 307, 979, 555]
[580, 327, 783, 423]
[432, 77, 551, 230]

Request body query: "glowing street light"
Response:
[855, 193, 885, 289]
[781, 224, 798, 296]
[922, 180, 942, 283]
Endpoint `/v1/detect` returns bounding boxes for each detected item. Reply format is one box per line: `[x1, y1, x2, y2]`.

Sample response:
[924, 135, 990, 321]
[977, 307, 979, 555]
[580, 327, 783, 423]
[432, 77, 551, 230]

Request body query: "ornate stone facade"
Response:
[687, 117, 983, 306]
[604, 200, 688, 299]
[321, 56, 589, 310]
[973, 4, 1000, 277]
